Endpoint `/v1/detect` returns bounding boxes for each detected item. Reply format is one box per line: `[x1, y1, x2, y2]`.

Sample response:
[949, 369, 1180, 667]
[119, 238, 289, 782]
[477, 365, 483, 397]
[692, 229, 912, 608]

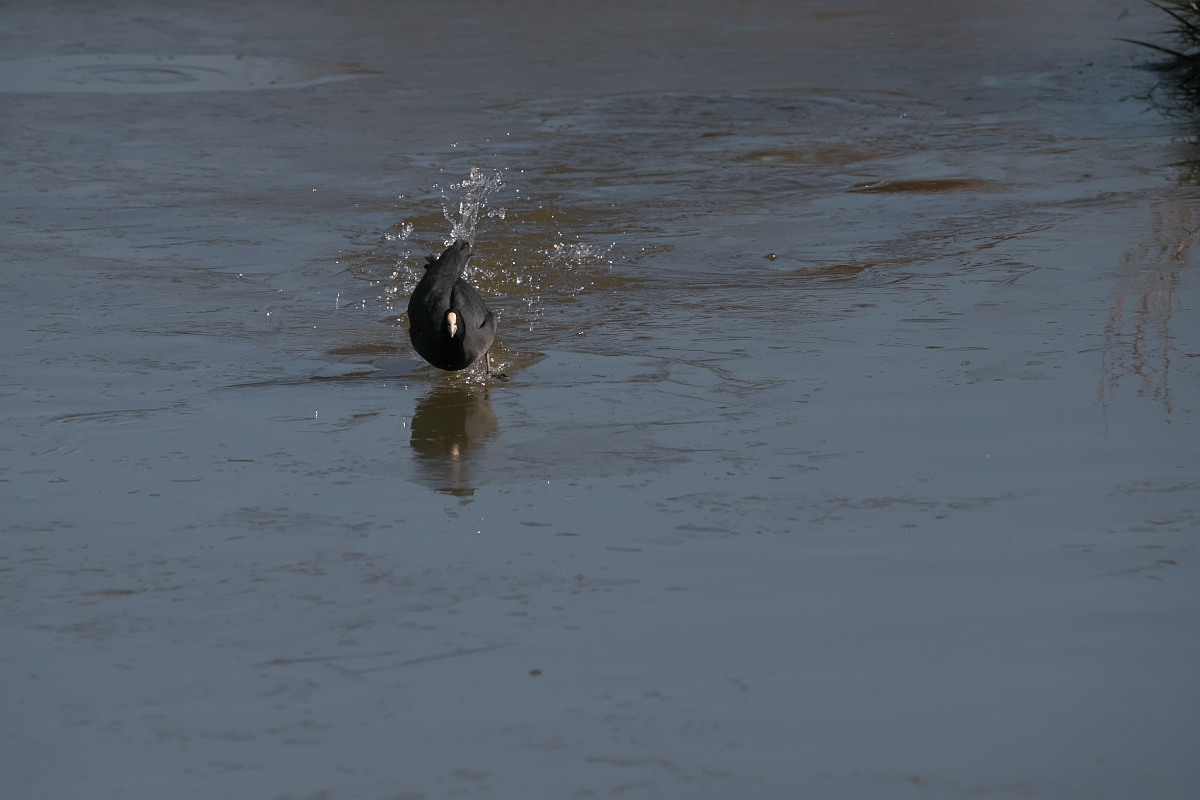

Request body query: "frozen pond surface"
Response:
[2, 1, 1198, 798]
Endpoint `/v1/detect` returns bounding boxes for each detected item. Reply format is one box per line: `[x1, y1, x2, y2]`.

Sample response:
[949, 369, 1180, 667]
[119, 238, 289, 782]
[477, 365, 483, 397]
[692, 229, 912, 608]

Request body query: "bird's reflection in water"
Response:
[409, 383, 498, 496]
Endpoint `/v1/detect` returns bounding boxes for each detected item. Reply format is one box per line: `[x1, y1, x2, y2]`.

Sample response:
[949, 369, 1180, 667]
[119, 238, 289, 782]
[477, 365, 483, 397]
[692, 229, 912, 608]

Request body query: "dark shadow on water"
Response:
[409, 383, 499, 496]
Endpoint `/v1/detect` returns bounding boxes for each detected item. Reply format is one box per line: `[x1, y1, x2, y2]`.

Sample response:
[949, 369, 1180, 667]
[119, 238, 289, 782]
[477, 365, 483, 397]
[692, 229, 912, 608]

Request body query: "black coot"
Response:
[407, 240, 496, 371]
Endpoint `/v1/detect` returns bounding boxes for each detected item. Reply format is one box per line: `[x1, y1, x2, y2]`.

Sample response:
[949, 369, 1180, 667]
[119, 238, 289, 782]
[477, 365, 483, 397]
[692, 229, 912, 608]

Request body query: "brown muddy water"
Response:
[2, 2, 1198, 798]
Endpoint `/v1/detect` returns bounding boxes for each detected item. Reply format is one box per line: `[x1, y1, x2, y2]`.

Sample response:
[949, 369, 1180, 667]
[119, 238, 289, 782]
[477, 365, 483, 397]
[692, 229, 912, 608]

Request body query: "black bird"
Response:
[407, 240, 496, 372]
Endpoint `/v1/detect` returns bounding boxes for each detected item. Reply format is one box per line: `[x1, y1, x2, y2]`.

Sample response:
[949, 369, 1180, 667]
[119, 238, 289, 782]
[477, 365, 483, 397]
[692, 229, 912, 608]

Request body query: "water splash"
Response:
[440, 167, 506, 244]
[380, 220, 414, 244]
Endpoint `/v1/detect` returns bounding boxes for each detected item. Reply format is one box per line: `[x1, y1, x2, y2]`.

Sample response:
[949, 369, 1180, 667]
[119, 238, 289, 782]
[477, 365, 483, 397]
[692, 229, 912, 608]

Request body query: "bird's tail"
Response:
[423, 239, 472, 270]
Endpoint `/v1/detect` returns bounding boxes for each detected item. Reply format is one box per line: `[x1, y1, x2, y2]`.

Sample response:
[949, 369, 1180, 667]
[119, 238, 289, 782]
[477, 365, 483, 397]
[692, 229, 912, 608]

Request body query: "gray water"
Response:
[2, 2, 1198, 798]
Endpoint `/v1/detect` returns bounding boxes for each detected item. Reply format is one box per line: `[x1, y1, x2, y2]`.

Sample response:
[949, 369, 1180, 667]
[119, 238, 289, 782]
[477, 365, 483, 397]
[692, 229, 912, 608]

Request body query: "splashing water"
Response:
[441, 167, 507, 244]
[341, 164, 617, 330]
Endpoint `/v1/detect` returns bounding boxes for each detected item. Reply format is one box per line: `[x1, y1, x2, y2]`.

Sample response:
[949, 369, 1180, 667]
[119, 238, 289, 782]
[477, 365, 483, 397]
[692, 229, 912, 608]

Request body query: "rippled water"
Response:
[0, 54, 375, 93]
[2, 2, 1198, 799]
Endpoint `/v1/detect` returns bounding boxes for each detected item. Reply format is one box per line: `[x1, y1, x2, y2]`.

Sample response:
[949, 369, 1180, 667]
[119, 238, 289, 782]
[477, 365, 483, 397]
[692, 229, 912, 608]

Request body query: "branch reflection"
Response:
[1103, 161, 1198, 419]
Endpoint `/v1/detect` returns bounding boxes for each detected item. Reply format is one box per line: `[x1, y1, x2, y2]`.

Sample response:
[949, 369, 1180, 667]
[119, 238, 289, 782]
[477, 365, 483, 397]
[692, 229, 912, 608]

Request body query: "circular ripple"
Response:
[0, 54, 379, 94]
[65, 65, 215, 85]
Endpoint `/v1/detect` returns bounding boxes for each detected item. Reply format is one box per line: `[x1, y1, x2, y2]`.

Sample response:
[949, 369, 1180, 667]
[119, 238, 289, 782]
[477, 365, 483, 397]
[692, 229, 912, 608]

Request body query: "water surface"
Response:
[1, 2, 1197, 799]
